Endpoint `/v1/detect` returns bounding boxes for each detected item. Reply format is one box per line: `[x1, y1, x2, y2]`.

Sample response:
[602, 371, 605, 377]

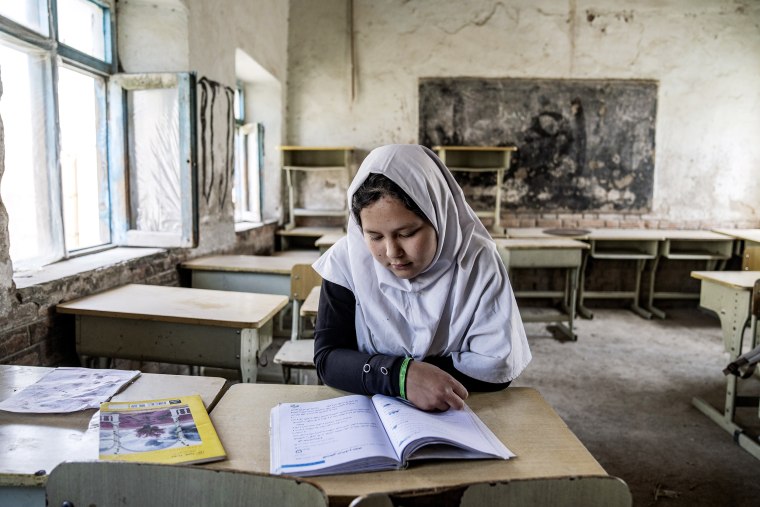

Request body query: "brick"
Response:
[0, 328, 30, 359]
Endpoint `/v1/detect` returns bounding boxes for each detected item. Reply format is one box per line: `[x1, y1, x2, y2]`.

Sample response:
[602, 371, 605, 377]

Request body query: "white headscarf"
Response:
[313, 144, 531, 383]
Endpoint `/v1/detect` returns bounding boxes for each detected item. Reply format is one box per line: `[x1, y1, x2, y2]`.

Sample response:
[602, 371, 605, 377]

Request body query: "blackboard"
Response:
[419, 78, 657, 212]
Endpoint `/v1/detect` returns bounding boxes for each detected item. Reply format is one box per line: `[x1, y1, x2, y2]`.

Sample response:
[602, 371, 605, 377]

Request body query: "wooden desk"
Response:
[181, 251, 319, 341]
[578, 229, 665, 319]
[181, 251, 319, 296]
[713, 228, 760, 270]
[315, 232, 345, 253]
[690, 270, 760, 460]
[278, 227, 346, 251]
[56, 284, 288, 383]
[433, 146, 517, 231]
[206, 384, 606, 506]
[494, 238, 589, 340]
[643, 231, 734, 318]
[504, 228, 591, 240]
[0, 365, 227, 506]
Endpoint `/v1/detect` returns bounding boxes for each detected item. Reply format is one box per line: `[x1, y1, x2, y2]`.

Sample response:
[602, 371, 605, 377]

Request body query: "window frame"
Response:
[1, 1, 199, 269]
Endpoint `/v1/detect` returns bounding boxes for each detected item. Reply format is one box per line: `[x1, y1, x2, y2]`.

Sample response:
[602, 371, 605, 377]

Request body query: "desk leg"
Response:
[291, 300, 301, 341]
[644, 255, 667, 319]
[692, 282, 760, 459]
[577, 251, 593, 319]
[240, 321, 273, 383]
[630, 259, 653, 319]
[553, 267, 579, 341]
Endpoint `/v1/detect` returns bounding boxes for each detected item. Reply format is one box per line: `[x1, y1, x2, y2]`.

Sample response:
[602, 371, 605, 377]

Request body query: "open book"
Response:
[270, 394, 513, 476]
[99, 394, 226, 465]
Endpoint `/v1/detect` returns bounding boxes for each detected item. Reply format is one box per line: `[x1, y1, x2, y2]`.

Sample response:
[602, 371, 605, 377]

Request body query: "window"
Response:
[0, 1, 197, 272]
[232, 83, 263, 224]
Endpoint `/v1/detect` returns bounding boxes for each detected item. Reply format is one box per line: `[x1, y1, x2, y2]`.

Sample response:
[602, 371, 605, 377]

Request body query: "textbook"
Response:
[270, 394, 514, 476]
[99, 394, 226, 465]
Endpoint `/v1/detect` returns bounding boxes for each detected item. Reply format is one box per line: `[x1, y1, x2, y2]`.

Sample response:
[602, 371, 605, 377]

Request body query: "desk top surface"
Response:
[505, 228, 735, 242]
[56, 284, 289, 328]
[301, 285, 321, 317]
[181, 251, 319, 274]
[315, 232, 346, 247]
[277, 226, 345, 238]
[433, 145, 517, 152]
[712, 228, 760, 243]
[494, 238, 590, 249]
[0, 365, 227, 486]
[691, 270, 760, 289]
[206, 384, 605, 502]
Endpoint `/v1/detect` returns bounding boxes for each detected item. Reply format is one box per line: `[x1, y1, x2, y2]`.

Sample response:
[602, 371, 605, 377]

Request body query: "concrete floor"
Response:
[514, 306, 760, 507]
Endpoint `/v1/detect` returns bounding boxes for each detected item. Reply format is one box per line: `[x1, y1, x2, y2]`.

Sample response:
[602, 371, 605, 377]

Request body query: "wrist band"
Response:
[399, 357, 412, 400]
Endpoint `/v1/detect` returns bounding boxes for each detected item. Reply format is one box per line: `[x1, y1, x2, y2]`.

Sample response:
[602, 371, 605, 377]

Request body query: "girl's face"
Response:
[359, 195, 438, 280]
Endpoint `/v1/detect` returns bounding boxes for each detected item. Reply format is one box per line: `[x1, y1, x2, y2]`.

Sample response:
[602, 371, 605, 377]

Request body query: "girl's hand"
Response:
[405, 361, 468, 411]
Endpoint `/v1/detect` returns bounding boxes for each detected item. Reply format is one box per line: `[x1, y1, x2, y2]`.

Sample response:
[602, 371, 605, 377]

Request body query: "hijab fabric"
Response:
[313, 144, 531, 383]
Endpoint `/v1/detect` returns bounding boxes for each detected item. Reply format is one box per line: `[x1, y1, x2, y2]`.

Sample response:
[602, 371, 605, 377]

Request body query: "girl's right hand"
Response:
[405, 361, 468, 411]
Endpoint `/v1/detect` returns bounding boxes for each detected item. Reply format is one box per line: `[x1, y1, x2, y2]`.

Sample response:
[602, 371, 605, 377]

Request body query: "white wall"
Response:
[119, 0, 289, 250]
[286, 0, 760, 225]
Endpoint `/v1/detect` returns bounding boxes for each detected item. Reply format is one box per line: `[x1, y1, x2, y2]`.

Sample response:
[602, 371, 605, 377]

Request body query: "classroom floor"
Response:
[513, 306, 760, 507]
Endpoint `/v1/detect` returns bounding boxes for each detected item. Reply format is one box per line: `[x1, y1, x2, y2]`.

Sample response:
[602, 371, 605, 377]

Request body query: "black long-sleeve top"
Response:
[313, 279, 511, 397]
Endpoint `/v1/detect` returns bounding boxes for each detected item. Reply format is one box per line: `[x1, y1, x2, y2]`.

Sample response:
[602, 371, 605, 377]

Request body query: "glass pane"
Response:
[0, 42, 59, 269]
[0, 0, 49, 36]
[58, 65, 109, 251]
[127, 88, 181, 233]
[57, 0, 106, 61]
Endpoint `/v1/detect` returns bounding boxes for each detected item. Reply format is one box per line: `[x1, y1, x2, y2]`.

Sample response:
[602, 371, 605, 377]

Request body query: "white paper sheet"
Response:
[0, 367, 141, 413]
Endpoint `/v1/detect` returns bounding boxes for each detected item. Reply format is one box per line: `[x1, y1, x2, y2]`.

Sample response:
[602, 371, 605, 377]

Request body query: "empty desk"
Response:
[494, 238, 589, 340]
[579, 229, 665, 319]
[315, 232, 345, 253]
[644, 230, 734, 318]
[0, 365, 227, 507]
[713, 228, 760, 270]
[181, 252, 320, 340]
[205, 384, 607, 507]
[690, 270, 760, 460]
[56, 284, 288, 383]
[181, 252, 319, 296]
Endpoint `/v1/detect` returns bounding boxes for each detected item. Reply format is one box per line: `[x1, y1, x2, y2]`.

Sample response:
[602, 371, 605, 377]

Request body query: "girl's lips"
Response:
[391, 262, 412, 269]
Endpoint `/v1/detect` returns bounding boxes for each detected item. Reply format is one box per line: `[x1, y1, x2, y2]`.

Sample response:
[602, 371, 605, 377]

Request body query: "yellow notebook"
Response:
[99, 394, 226, 465]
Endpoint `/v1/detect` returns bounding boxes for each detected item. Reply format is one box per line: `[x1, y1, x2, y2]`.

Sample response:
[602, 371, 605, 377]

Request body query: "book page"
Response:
[371, 395, 514, 463]
[270, 395, 399, 476]
[0, 367, 140, 413]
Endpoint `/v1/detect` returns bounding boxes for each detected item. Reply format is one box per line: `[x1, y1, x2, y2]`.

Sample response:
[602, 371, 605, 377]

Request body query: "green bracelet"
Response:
[399, 357, 412, 400]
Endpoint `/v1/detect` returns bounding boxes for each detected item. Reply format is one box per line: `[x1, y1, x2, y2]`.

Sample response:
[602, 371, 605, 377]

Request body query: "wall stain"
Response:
[198, 77, 234, 210]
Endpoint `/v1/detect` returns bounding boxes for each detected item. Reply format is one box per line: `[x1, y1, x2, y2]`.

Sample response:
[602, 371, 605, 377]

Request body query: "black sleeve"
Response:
[313, 280, 403, 396]
[424, 355, 512, 392]
[313, 279, 511, 395]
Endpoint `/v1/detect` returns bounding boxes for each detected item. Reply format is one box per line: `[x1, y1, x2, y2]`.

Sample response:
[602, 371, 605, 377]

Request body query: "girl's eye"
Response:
[399, 230, 417, 239]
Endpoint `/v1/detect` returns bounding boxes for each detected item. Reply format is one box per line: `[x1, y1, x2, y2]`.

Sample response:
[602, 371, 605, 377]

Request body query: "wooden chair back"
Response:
[349, 475, 632, 507]
[46, 461, 328, 507]
[291, 263, 322, 302]
[743, 245, 760, 271]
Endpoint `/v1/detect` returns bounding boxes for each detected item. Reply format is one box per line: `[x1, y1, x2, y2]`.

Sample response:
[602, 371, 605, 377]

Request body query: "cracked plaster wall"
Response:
[287, 0, 760, 226]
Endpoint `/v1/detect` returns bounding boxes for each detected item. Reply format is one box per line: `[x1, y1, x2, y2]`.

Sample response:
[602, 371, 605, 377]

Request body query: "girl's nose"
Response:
[386, 239, 403, 258]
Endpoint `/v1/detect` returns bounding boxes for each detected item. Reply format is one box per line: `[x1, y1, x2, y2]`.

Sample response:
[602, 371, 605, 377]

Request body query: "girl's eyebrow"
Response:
[364, 223, 421, 235]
